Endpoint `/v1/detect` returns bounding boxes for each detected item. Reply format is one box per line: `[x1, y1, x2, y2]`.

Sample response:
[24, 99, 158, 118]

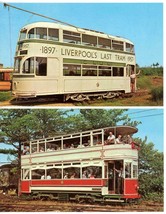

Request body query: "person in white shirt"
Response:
[130, 70, 141, 92]
[115, 135, 122, 144]
[107, 132, 115, 144]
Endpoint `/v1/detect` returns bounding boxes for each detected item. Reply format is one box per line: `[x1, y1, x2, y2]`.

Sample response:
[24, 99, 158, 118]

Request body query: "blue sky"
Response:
[0, 108, 164, 163]
[0, 1, 163, 67]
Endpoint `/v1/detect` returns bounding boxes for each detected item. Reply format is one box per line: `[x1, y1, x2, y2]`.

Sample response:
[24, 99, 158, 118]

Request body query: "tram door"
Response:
[108, 162, 115, 193]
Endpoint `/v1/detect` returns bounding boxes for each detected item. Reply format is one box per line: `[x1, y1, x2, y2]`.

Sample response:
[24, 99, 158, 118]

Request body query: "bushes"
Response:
[151, 86, 163, 102]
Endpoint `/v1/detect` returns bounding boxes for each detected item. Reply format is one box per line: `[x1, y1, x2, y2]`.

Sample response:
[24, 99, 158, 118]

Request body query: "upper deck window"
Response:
[98, 37, 111, 49]
[36, 28, 47, 39]
[126, 43, 134, 53]
[82, 34, 97, 47]
[19, 29, 27, 40]
[48, 28, 59, 41]
[28, 28, 35, 39]
[112, 40, 124, 51]
[63, 30, 81, 44]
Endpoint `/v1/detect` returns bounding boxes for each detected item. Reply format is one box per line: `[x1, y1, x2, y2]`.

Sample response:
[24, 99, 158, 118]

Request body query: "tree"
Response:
[136, 136, 163, 201]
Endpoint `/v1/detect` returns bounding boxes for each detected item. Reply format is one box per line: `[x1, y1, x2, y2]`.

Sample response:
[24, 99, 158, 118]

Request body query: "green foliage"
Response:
[0, 92, 12, 101]
[150, 86, 163, 102]
[136, 137, 164, 202]
[141, 66, 163, 76]
[137, 76, 152, 89]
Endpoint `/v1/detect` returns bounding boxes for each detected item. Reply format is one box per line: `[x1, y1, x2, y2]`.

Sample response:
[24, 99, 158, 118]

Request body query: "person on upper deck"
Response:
[115, 135, 122, 144]
[106, 132, 115, 144]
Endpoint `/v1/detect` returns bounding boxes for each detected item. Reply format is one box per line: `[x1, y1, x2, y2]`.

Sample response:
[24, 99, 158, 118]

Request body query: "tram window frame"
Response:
[82, 34, 97, 47]
[14, 59, 21, 73]
[0, 72, 4, 81]
[36, 27, 47, 40]
[125, 162, 131, 178]
[99, 66, 112, 76]
[82, 166, 102, 178]
[126, 43, 134, 53]
[98, 37, 111, 49]
[133, 164, 138, 178]
[36, 57, 47, 76]
[19, 29, 27, 40]
[63, 64, 81, 76]
[82, 65, 97, 76]
[63, 30, 81, 44]
[112, 40, 124, 51]
[48, 28, 59, 41]
[22, 57, 34, 74]
[28, 28, 35, 39]
[113, 67, 124, 76]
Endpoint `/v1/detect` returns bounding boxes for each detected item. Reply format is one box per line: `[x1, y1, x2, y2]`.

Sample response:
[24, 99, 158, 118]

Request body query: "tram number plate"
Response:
[41, 46, 55, 54]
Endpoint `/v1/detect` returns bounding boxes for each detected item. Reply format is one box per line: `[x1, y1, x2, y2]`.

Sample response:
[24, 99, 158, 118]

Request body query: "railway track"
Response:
[0, 200, 163, 212]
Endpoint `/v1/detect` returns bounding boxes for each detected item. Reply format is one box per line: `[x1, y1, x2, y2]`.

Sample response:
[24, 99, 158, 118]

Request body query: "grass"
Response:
[0, 92, 12, 102]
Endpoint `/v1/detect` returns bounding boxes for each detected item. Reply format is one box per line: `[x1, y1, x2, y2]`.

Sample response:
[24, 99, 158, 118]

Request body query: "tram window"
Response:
[36, 57, 47, 76]
[28, 28, 35, 39]
[48, 28, 59, 41]
[82, 34, 97, 47]
[125, 162, 131, 178]
[98, 37, 111, 49]
[63, 167, 80, 179]
[22, 57, 34, 74]
[133, 165, 138, 178]
[82, 166, 102, 178]
[99, 66, 112, 76]
[47, 168, 61, 179]
[14, 59, 20, 73]
[63, 64, 81, 76]
[93, 134, 102, 145]
[126, 43, 134, 53]
[19, 29, 27, 40]
[31, 144, 37, 153]
[32, 169, 45, 179]
[82, 65, 97, 76]
[0, 73, 4, 81]
[112, 40, 124, 51]
[36, 28, 47, 39]
[39, 143, 45, 152]
[113, 67, 124, 76]
[22, 169, 30, 180]
[63, 30, 81, 44]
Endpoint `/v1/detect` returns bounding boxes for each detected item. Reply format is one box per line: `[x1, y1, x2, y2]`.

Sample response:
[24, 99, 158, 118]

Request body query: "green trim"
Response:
[18, 39, 135, 56]
[63, 58, 126, 67]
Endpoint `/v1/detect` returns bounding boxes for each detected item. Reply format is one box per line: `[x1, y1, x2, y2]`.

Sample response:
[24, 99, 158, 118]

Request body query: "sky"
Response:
[0, 1, 163, 67]
[0, 108, 164, 163]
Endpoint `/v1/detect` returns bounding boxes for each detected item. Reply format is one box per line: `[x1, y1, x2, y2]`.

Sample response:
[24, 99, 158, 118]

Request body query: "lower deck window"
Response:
[36, 57, 47, 76]
[22, 57, 34, 74]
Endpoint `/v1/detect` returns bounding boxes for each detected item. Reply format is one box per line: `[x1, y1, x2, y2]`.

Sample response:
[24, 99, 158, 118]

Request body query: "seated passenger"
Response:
[23, 146, 30, 155]
[64, 173, 69, 179]
[115, 135, 122, 144]
[82, 171, 87, 179]
[46, 174, 51, 179]
[70, 172, 76, 179]
[39, 147, 44, 152]
[41, 174, 45, 180]
[106, 132, 115, 144]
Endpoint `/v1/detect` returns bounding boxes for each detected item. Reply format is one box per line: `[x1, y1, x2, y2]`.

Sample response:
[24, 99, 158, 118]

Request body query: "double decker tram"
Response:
[13, 22, 136, 101]
[20, 126, 140, 203]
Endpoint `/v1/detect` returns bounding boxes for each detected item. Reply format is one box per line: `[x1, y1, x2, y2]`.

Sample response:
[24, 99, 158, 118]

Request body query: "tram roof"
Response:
[20, 21, 134, 44]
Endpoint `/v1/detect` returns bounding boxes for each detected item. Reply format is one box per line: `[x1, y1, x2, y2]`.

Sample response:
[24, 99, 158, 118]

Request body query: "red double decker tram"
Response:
[20, 126, 140, 203]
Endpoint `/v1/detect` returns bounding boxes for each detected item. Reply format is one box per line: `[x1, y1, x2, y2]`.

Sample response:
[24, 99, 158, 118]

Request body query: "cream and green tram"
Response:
[13, 22, 136, 101]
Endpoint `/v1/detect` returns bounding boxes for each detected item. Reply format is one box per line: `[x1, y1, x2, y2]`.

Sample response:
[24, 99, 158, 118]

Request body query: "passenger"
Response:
[39, 147, 44, 152]
[130, 70, 141, 93]
[64, 173, 69, 179]
[70, 144, 74, 149]
[89, 174, 95, 179]
[82, 171, 87, 179]
[115, 135, 122, 144]
[70, 172, 76, 179]
[41, 174, 45, 180]
[107, 132, 115, 144]
[46, 174, 51, 179]
[23, 146, 30, 155]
